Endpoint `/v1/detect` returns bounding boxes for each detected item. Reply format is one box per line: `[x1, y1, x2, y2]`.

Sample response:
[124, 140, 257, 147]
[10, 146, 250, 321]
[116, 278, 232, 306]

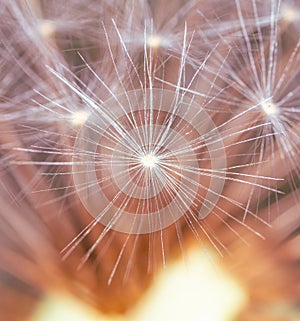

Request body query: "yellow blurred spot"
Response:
[71, 110, 89, 126]
[146, 34, 162, 49]
[130, 249, 248, 321]
[38, 20, 56, 38]
[31, 293, 122, 321]
[31, 250, 247, 321]
[281, 7, 299, 23]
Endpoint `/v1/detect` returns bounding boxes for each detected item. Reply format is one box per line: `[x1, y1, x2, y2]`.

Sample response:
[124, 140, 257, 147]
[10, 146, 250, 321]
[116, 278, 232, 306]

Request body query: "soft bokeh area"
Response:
[31, 249, 248, 321]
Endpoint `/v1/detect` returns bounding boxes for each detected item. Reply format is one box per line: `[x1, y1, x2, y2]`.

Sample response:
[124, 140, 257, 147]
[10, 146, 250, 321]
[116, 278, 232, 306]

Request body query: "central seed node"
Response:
[140, 153, 158, 168]
[261, 101, 279, 116]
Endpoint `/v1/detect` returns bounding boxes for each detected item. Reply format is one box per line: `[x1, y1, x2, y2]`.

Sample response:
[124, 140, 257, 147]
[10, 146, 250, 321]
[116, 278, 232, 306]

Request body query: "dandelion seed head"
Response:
[72, 88, 227, 234]
[281, 5, 299, 23]
[1, 1, 299, 317]
[260, 100, 280, 118]
[38, 19, 56, 38]
[70, 110, 89, 126]
[140, 153, 158, 168]
[146, 34, 163, 49]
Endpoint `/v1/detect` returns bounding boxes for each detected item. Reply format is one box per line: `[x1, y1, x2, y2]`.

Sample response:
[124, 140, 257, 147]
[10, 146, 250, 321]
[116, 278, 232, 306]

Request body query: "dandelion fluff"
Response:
[73, 88, 227, 234]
